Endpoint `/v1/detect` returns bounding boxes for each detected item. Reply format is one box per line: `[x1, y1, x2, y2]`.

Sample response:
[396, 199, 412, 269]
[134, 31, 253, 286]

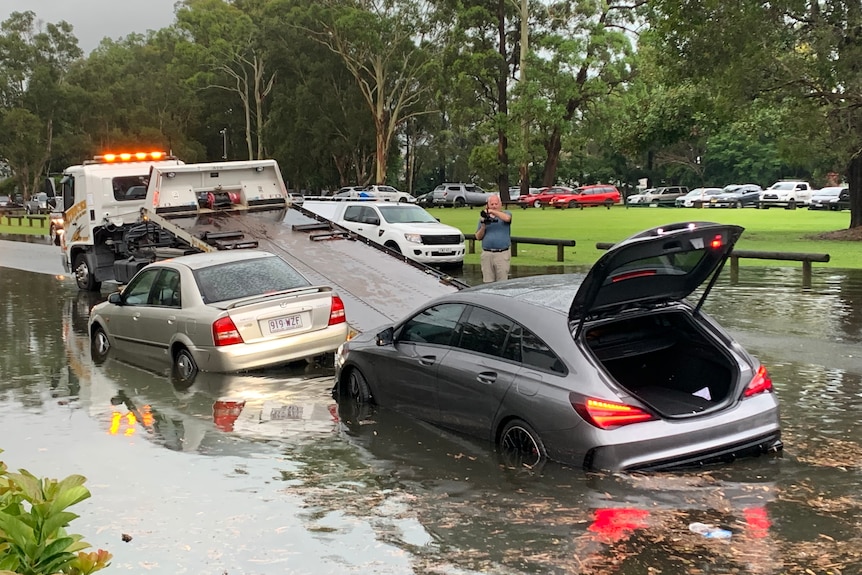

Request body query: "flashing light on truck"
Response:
[88, 151, 175, 164]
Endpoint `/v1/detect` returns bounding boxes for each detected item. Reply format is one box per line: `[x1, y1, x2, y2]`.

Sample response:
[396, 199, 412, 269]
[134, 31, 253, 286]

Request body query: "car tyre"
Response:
[385, 241, 402, 254]
[498, 419, 547, 471]
[533, 199, 542, 209]
[454, 197, 466, 208]
[338, 367, 375, 424]
[73, 253, 101, 291]
[734, 201, 743, 209]
[604, 200, 613, 210]
[787, 199, 797, 210]
[90, 325, 111, 364]
[172, 347, 198, 385]
[568, 200, 577, 209]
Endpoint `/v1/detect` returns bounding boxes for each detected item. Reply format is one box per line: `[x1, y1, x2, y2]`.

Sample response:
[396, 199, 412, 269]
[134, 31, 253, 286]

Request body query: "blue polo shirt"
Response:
[477, 212, 512, 250]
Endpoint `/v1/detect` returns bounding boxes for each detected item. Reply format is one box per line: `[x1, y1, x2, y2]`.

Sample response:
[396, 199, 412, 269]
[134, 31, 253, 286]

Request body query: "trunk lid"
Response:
[569, 222, 743, 326]
[216, 286, 335, 343]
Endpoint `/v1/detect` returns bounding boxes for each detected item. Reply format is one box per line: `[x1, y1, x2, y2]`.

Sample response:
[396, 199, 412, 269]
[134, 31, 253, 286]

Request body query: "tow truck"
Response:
[55, 152, 467, 332]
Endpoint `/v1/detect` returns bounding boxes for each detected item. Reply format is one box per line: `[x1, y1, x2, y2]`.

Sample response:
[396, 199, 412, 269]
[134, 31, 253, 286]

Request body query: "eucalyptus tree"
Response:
[64, 30, 207, 162]
[263, 0, 377, 190]
[516, 0, 642, 187]
[647, 0, 862, 227]
[287, 0, 439, 186]
[0, 11, 82, 197]
[175, 0, 276, 160]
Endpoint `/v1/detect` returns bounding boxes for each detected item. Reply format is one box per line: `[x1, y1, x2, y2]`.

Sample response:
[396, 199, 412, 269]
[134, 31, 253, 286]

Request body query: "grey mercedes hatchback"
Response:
[333, 222, 782, 472]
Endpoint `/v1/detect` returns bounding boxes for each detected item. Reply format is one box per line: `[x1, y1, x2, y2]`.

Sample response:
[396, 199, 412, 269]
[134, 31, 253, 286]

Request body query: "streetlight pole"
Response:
[219, 128, 228, 160]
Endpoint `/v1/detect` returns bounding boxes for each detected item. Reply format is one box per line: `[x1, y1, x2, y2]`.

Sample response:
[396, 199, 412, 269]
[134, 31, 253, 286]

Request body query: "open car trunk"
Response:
[584, 310, 738, 418]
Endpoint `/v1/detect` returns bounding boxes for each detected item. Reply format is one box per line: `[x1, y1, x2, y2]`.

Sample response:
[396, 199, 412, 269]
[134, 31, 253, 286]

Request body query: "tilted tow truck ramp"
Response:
[141, 161, 468, 333]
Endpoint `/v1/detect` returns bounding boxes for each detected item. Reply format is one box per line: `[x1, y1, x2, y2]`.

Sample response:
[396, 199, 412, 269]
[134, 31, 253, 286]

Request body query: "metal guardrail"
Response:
[465, 234, 576, 262]
[595, 242, 830, 288]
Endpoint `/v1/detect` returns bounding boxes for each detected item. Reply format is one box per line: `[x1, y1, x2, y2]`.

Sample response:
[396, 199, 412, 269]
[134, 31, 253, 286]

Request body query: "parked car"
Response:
[808, 186, 849, 211]
[627, 186, 689, 206]
[415, 191, 435, 207]
[335, 186, 375, 199]
[431, 183, 493, 207]
[288, 192, 304, 206]
[758, 180, 816, 209]
[362, 185, 415, 203]
[24, 192, 56, 214]
[549, 184, 621, 209]
[332, 221, 782, 472]
[0, 195, 22, 210]
[517, 186, 572, 209]
[88, 250, 350, 383]
[674, 188, 724, 208]
[707, 184, 763, 209]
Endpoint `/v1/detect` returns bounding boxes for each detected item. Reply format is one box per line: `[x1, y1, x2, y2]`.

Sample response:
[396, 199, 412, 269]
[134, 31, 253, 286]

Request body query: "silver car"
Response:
[333, 222, 782, 472]
[89, 250, 349, 382]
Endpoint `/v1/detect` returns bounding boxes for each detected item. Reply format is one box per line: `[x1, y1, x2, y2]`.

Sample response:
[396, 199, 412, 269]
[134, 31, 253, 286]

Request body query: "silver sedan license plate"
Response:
[268, 314, 302, 333]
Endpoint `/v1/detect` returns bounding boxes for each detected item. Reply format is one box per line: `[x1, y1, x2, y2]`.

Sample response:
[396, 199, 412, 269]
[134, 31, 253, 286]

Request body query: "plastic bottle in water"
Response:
[689, 522, 732, 539]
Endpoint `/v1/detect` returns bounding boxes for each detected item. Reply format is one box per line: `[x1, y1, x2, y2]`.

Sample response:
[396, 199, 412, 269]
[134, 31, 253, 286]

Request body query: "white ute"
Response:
[303, 200, 465, 265]
[758, 180, 817, 209]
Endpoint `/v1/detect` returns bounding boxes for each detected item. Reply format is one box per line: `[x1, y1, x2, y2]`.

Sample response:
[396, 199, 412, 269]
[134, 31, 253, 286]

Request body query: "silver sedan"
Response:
[89, 250, 349, 383]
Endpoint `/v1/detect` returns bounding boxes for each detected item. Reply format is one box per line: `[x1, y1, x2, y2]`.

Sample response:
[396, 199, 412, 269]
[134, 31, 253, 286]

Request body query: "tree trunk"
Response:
[543, 127, 562, 187]
[496, 0, 509, 196]
[850, 153, 862, 228]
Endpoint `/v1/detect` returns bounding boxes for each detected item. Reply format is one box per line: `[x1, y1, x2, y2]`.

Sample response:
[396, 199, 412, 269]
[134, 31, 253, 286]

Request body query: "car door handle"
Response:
[477, 372, 497, 384]
[418, 356, 436, 366]
[132, 312, 141, 321]
[166, 315, 176, 325]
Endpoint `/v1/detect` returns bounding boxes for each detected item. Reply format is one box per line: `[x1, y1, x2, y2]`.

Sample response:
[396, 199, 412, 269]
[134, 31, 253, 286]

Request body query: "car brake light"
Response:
[329, 295, 346, 325]
[574, 398, 655, 429]
[213, 316, 244, 346]
[744, 365, 773, 397]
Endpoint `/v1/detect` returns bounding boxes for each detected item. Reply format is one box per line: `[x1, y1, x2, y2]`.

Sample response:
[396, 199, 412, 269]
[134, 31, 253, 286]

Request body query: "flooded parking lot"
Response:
[2, 242, 862, 574]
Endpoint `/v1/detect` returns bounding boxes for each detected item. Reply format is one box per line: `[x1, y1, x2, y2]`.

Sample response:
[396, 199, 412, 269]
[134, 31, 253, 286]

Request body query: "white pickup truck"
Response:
[302, 200, 465, 265]
[758, 181, 817, 209]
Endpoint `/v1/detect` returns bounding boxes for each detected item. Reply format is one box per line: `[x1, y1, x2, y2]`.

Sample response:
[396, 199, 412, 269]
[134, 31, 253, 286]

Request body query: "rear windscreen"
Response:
[195, 257, 310, 303]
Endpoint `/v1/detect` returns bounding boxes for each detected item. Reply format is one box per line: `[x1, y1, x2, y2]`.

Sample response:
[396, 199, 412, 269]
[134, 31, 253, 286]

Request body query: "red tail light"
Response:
[213, 316, 243, 346]
[574, 398, 656, 429]
[744, 365, 773, 397]
[329, 295, 346, 325]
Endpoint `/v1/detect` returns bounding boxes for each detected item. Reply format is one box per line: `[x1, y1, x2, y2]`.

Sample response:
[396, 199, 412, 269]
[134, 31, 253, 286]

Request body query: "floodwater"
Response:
[2, 242, 862, 574]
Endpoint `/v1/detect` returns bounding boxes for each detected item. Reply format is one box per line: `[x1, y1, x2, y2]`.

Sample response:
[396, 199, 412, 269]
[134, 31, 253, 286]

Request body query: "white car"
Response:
[758, 181, 816, 209]
[336, 185, 414, 203]
[625, 188, 656, 204]
[675, 188, 724, 208]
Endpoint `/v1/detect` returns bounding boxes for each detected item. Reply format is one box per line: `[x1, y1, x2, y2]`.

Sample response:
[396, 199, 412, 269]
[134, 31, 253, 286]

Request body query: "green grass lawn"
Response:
[428, 204, 861, 268]
[3, 206, 858, 269]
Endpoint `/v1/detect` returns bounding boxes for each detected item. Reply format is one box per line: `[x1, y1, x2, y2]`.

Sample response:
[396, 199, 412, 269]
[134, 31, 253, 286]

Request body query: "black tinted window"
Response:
[344, 206, 363, 222]
[454, 307, 515, 357]
[504, 325, 565, 373]
[195, 256, 309, 303]
[400, 304, 465, 345]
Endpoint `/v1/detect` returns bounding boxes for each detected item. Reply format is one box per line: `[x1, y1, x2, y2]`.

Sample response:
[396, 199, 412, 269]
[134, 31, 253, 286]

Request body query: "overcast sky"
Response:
[2, 0, 178, 55]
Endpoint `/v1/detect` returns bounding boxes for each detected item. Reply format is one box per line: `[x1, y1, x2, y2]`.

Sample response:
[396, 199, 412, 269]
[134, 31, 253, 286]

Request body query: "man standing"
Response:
[475, 194, 512, 282]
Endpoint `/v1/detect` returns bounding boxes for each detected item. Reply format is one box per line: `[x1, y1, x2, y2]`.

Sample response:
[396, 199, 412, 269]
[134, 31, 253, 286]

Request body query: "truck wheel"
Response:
[73, 253, 101, 292]
[454, 197, 466, 208]
[787, 199, 797, 210]
[384, 241, 402, 254]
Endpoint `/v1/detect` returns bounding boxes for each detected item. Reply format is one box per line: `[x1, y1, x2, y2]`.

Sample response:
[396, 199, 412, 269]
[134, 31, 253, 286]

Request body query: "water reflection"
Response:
[2, 266, 862, 573]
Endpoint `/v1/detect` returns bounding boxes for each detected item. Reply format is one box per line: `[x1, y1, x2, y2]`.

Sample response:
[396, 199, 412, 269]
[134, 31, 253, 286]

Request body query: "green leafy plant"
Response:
[0, 450, 112, 575]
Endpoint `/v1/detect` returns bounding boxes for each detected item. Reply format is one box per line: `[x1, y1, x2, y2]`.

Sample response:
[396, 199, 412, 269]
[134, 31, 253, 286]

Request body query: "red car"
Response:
[549, 184, 621, 209]
[517, 186, 574, 209]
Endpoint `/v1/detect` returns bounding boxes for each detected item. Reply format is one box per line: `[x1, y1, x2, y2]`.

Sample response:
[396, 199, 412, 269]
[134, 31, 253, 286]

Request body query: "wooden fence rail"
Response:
[465, 234, 576, 262]
[595, 242, 830, 288]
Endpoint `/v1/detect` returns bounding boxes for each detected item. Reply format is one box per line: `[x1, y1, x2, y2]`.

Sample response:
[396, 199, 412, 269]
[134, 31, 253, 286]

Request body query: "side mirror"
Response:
[108, 292, 123, 305]
[376, 326, 394, 346]
[366, 216, 380, 226]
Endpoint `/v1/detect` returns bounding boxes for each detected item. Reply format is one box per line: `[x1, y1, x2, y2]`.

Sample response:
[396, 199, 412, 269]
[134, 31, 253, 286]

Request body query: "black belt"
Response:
[483, 248, 509, 252]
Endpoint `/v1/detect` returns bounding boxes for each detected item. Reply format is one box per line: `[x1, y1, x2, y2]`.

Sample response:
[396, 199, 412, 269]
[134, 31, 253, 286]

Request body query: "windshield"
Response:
[378, 205, 438, 224]
[817, 188, 841, 196]
[770, 182, 797, 190]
